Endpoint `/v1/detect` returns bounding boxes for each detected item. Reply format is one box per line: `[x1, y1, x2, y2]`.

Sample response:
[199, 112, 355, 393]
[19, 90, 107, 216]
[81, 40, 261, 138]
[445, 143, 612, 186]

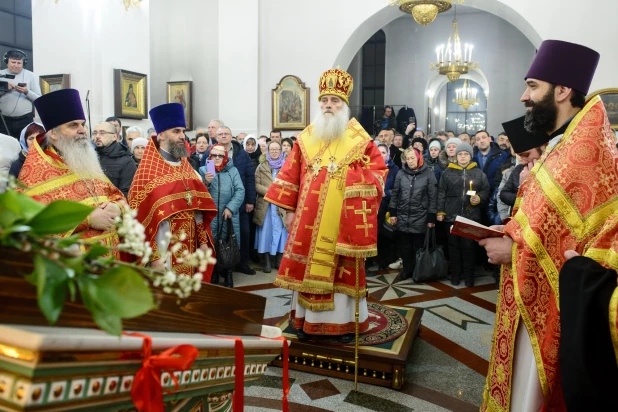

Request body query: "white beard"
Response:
[312, 104, 350, 145]
[53, 134, 107, 181]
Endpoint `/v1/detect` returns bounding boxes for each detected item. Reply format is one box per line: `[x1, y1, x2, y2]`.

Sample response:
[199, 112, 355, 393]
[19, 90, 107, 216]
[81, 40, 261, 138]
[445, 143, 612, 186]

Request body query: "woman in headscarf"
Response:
[200, 144, 245, 288]
[130, 137, 148, 166]
[253, 141, 288, 272]
[9, 122, 45, 177]
[243, 134, 261, 171]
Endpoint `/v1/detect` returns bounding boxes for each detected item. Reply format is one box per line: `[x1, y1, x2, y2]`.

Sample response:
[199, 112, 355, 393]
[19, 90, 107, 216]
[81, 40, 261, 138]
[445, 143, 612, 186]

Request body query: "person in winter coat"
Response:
[9, 122, 45, 178]
[130, 137, 148, 166]
[200, 144, 245, 288]
[439, 137, 461, 171]
[93, 121, 137, 198]
[200, 130, 257, 276]
[437, 142, 489, 286]
[472, 131, 509, 195]
[243, 134, 261, 171]
[423, 138, 443, 182]
[375, 143, 400, 271]
[189, 134, 210, 170]
[254, 141, 289, 273]
[389, 147, 437, 281]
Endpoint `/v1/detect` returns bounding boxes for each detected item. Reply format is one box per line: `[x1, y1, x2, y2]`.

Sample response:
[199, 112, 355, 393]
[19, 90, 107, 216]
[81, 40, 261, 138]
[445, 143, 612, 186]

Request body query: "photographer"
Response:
[0, 50, 41, 138]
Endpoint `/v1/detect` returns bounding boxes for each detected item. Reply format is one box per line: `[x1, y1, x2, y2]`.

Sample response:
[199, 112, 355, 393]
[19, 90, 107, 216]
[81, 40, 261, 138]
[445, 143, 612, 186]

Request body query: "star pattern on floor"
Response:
[367, 273, 440, 301]
[424, 304, 490, 330]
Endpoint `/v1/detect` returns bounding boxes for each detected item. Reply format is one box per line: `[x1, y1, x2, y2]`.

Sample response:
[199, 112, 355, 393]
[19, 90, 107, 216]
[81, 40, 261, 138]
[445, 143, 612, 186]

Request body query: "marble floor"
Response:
[233, 263, 498, 412]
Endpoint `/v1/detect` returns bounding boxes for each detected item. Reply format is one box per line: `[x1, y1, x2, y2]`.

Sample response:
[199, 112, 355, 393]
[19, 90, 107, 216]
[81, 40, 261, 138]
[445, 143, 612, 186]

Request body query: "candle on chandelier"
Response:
[464, 44, 469, 62]
[469, 45, 474, 62]
[436, 47, 441, 64]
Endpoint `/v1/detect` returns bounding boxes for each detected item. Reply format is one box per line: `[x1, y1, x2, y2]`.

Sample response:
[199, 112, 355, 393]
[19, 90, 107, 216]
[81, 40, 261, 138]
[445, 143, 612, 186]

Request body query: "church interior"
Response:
[1, 0, 617, 411]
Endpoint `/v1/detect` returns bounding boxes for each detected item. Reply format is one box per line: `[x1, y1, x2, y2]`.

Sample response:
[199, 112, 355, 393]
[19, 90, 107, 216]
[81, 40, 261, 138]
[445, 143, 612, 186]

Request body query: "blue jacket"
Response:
[473, 142, 508, 193]
[200, 140, 256, 207]
[379, 159, 399, 221]
[200, 160, 245, 246]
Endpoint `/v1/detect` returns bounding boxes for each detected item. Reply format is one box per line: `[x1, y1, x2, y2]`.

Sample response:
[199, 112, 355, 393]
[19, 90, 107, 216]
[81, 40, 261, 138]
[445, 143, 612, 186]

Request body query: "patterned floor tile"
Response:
[300, 379, 341, 400]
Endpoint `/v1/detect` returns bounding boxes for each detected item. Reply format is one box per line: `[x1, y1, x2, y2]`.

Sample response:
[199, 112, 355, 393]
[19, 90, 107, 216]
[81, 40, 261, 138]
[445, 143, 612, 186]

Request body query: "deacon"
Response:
[480, 40, 618, 411]
[265, 68, 388, 343]
[18, 89, 124, 252]
[128, 103, 217, 280]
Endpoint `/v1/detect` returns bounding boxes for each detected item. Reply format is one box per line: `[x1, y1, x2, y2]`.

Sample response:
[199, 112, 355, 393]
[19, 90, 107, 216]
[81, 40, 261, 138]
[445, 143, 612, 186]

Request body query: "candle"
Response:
[469, 45, 473, 62]
[436, 46, 440, 63]
[469, 180, 473, 191]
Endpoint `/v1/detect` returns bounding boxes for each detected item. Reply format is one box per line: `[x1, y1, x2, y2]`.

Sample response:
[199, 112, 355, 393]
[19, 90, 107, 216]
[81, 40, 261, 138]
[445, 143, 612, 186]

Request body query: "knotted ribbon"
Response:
[124, 332, 198, 412]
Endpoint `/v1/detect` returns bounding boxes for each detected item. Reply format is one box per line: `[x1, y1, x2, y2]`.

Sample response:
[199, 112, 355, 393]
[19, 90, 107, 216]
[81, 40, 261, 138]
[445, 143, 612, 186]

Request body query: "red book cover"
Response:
[450, 216, 504, 241]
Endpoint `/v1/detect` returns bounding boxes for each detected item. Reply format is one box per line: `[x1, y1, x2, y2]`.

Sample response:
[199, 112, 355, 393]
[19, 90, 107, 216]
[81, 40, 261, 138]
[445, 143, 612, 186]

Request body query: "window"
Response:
[0, 0, 33, 71]
[445, 79, 487, 135]
[361, 30, 386, 109]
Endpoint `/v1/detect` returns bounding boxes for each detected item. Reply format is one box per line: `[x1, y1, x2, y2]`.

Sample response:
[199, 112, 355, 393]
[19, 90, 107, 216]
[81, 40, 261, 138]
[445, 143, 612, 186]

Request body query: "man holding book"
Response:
[480, 40, 618, 411]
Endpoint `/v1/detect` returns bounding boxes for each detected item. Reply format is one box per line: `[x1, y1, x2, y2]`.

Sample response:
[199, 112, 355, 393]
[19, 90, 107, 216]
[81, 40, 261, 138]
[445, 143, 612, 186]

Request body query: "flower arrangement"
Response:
[0, 175, 216, 336]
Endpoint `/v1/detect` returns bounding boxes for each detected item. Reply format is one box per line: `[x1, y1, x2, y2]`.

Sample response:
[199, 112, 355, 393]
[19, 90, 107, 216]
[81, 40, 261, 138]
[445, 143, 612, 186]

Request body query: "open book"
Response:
[450, 216, 504, 241]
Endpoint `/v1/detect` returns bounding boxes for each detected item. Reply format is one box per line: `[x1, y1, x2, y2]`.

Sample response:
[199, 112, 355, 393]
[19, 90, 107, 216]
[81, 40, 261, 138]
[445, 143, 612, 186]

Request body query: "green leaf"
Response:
[67, 279, 77, 302]
[0, 191, 22, 228]
[91, 267, 154, 319]
[27, 200, 94, 235]
[31, 255, 69, 324]
[56, 234, 83, 248]
[84, 244, 110, 261]
[90, 309, 122, 336]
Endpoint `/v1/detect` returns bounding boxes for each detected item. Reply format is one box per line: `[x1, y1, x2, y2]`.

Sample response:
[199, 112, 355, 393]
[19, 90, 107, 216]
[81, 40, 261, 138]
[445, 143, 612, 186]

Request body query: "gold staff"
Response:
[354, 257, 360, 390]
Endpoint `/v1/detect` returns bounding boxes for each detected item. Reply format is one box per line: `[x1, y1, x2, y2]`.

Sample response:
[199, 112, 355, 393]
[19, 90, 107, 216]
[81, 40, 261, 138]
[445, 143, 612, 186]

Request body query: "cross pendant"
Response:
[185, 189, 193, 206]
[312, 158, 322, 179]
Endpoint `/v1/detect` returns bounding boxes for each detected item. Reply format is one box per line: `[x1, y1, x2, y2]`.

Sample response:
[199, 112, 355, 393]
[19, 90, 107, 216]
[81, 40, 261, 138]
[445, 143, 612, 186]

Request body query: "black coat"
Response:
[388, 163, 437, 234]
[499, 164, 525, 207]
[9, 150, 26, 178]
[437, 162, 489, 223]
[95, 141, 137, 198]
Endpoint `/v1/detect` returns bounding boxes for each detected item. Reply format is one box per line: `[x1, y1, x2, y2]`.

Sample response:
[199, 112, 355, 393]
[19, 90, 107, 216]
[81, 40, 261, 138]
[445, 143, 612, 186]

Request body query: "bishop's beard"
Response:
[524, 86, 558, 135]
[312, 104, 350, 145]
[167, 139, 189, 159]
[52, 134, 107, 181]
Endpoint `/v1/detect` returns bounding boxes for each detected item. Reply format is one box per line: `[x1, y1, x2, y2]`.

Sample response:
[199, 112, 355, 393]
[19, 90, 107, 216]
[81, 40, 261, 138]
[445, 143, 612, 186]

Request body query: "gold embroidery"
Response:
[585, 248, 618, 271]
[338, 266, 351, 278]
[315, 247, 334, 256]
[609, 289, 618, 365]
[276, 186, 292, 200]
[321, 236, 334, 243]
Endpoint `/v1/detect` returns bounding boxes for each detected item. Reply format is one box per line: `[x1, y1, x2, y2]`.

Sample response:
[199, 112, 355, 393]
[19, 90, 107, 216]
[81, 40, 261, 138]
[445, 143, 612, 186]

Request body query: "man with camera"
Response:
[0, 50, 41, 139]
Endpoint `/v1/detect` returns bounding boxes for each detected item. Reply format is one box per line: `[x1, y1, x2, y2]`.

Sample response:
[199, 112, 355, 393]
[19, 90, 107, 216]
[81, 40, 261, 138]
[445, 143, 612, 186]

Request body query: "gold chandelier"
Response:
[389, 0, 464, 26]
[429, 9, 478, 82]
[452, 79, 480, 110]
[123, 0, 142, 10]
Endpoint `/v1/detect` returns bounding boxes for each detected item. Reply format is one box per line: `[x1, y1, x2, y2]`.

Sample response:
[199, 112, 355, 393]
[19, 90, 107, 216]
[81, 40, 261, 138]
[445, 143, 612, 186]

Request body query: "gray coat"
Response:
[388, 164, 437, 233]
[201, 160, 245, 246]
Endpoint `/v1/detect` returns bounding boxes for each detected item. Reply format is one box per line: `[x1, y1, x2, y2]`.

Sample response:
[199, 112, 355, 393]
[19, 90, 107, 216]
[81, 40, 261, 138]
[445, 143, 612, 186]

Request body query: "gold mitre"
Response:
[318, 68, 354, 105]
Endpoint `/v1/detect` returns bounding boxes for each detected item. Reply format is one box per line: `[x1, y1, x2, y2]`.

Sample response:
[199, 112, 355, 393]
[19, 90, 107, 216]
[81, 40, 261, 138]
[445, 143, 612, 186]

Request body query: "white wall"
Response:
[32, 0, 151, 131]
[149, 0, 219, 132]
[383, 11, 536, 134]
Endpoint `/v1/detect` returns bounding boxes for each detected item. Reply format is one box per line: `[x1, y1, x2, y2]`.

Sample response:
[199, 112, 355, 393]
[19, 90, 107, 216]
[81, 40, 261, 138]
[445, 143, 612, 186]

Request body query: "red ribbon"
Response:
[124, 332, 198, 412]
[259, 335, 290, 412]
[203, 335, 245, 412]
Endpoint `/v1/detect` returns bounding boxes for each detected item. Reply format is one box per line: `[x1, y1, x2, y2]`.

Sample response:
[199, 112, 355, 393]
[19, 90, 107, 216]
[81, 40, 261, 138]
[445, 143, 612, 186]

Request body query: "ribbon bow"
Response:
[125, 332, 198, 412]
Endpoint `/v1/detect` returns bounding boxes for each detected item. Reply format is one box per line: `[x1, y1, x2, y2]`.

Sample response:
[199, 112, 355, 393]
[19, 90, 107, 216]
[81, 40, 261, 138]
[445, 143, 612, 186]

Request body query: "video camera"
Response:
[0, 73, 15, 94]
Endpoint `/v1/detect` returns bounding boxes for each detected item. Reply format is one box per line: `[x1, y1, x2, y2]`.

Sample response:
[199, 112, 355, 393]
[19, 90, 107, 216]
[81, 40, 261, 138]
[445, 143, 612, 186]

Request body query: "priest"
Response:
[480, 40, 618, 411]
[128, 103, 217, 280]
[18, 89, 124, 254]
[265, 68, 388, 343]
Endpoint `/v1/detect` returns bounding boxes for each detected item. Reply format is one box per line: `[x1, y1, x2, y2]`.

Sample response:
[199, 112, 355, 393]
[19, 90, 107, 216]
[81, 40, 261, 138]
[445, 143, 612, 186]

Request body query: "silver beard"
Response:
[312, 104, 350, 145]
[166, 140, 189, 159]
[51, 134, 107, 181]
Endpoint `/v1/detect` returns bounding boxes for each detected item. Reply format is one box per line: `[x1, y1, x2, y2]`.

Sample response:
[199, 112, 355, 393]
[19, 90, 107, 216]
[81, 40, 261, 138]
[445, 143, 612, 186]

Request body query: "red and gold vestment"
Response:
[128, 137, 217, 280]
[18, 139, 125, 255]
[265, 118, 388, 334]
[483, 96, 618, 411]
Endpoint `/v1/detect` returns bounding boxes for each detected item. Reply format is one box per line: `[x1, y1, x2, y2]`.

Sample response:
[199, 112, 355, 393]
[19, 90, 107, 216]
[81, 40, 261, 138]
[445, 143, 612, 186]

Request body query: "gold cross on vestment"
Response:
[356, 222, 374, 237]
[354, 201, 372, 223]
[338, 266, 352, 279]
[311, 184, 325, 196]
[185, 189, 193, 206]
[276, 186, 291, 200]
[290, 156, 298, 165]
[305, 218, 318, 230]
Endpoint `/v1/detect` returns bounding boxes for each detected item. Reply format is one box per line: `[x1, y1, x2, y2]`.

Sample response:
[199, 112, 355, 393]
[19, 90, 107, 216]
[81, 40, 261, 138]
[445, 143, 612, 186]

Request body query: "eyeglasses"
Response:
[210, 154, 225, 159]
[92, 131, 115, 136]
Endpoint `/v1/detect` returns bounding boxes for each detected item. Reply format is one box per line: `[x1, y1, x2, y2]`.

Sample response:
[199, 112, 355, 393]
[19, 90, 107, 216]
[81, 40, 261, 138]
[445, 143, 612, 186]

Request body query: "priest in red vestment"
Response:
[480, 40, 618, 411]
[18, 89, 124, 255]
[128, 103, 217, 281]
[265, 68, 388, 343]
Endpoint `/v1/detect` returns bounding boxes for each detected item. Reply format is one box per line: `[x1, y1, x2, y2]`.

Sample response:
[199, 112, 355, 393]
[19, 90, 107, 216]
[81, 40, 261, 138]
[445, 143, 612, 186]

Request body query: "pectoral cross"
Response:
[327, 155, 338, 174]
[185, 189, 193, 206]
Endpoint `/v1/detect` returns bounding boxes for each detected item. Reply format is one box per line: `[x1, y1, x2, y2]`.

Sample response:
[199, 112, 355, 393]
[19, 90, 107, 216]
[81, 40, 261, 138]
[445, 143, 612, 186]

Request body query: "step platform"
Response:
[271, 303, 422, 389]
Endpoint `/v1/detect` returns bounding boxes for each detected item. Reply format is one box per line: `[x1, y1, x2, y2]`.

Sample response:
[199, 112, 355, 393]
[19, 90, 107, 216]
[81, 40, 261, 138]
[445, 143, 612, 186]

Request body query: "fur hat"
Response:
[456, 142, 474, 157]
[411, 137, 428, 152]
